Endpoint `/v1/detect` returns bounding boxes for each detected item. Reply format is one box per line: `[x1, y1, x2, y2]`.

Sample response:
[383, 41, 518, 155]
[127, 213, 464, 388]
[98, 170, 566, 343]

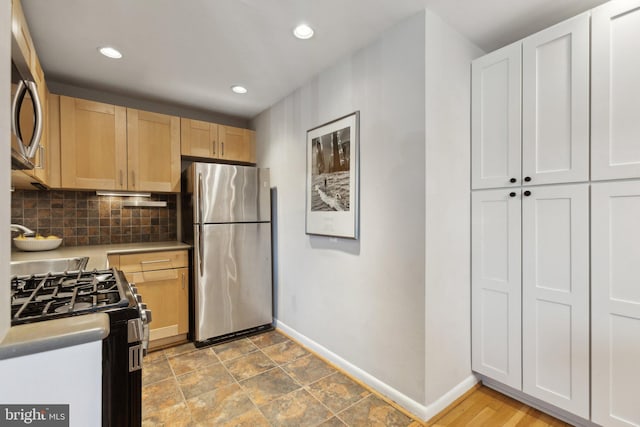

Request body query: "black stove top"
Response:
[10, 268, 130, 325]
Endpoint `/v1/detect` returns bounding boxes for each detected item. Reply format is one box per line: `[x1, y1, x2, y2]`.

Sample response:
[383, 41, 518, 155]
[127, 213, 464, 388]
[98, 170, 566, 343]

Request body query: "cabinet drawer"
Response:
[115, 250, 188, 273]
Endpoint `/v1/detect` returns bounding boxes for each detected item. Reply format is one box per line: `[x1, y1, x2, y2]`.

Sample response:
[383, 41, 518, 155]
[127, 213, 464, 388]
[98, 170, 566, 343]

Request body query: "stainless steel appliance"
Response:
[10, 268, 151, 426]
[11, 48, 43, 170]
[183, 163, 273, 346]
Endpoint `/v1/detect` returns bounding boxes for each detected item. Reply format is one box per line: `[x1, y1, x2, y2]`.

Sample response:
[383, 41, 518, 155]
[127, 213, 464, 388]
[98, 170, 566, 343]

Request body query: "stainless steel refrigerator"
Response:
[182, 162, 272, 345]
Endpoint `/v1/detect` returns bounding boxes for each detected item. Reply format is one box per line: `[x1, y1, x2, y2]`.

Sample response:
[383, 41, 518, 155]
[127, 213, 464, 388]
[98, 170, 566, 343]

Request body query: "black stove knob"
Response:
[130, 286, 138, 294]
[135, 294, 143, 303]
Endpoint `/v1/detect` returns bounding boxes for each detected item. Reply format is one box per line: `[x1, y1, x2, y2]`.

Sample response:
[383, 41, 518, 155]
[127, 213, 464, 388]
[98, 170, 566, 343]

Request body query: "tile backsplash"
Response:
[11, 190, 178, 247]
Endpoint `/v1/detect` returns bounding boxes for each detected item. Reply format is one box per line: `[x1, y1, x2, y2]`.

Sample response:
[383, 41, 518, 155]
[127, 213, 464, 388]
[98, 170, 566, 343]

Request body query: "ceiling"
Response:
[22, 0, 609, 119]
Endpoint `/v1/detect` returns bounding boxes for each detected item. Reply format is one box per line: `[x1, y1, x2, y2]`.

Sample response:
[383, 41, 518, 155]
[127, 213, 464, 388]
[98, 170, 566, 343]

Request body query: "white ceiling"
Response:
[22, 0, 609, 119]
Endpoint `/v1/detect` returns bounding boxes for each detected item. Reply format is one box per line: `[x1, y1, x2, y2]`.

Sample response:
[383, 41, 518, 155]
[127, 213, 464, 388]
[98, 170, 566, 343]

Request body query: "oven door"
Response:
[102, 309, 143, 427]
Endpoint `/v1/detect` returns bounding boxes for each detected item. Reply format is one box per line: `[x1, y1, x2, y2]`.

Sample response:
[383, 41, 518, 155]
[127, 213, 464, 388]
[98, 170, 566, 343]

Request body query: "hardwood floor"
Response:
[427, 385, 571, 426]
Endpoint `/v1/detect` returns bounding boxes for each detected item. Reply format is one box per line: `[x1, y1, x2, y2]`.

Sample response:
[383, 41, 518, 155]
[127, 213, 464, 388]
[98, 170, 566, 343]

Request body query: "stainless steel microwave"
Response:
[11, 56, 43, 170]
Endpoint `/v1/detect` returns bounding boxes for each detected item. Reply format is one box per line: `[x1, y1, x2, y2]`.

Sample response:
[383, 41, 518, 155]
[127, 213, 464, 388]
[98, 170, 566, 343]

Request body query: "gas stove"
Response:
[9, 267, 151, 426]
[10, 268, 130, 325]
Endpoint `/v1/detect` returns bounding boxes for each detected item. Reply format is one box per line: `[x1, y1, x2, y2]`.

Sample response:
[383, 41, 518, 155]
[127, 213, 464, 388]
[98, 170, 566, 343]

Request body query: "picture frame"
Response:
[306, 111, 360, 239]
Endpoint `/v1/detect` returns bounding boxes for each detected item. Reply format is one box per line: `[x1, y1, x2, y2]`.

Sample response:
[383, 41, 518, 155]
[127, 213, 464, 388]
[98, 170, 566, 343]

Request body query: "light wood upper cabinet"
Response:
[181, 119, 256, 164]
[11, 0, 35, 73]
[219, 125, 255, 163]
[181, 118, 219, 158]
[60, 96, 128, 190]
[592, 0, 640, 181]
[127, 109, 181, 192]
[59, 97, 182, 192]
[522, 13, 590, 186]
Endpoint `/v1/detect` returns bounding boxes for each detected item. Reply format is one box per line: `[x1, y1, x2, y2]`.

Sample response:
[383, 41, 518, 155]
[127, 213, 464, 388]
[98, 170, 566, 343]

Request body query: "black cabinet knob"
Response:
[524, 176, 532, 182]
[524, 190, 532, 196]
[509, 192, 516, 197]
[509, 178, 517, 183]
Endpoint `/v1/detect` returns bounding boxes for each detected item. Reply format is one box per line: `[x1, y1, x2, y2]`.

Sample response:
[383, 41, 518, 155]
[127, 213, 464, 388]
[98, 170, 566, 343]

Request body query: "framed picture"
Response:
[306, 111, 359, 239]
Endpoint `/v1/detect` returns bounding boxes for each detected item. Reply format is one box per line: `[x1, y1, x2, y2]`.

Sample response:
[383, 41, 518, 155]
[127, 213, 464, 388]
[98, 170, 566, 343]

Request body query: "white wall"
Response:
[1, 0, 11, 340]
[254, 12, 427, 402]
[423, 10, 484, 406]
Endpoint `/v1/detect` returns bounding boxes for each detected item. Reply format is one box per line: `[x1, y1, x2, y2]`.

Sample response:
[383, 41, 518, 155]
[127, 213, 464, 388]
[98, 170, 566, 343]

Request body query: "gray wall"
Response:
[253, 12, 427, 402]
[423, 10, 484, 405]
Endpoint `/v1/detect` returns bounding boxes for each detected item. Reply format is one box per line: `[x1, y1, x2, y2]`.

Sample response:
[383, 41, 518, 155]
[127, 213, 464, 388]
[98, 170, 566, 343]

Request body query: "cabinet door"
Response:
[592, 1, 640, 180]
[471, 42, 521, 189]
[592, 181, 640, 427]
[60, 96, 127, 190]
[131, 268, 186, 342]
[219, 125, 253, 163]
[522, 13, 589, 186]
[127, 109, 181, 192]
[521, 184, 589, 418]
[180, 118, 218, 159]
[11, 0, 35, 73]
[471, 189, 522, 389]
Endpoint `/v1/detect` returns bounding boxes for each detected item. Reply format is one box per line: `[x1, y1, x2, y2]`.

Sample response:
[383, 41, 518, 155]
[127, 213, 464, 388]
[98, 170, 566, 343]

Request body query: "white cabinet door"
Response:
[522, 13, 590, 186]
[471, 43, 522, 189]
[592, 181, 640, 427]
[472, 189, 522, 389]
[592, 0, 640, 181]
[521, 184, 589, 418]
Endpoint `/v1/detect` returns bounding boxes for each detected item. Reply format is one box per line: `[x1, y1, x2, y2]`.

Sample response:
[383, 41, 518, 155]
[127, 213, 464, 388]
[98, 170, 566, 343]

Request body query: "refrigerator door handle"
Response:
[198, 224, 204, 276]
[198, 173, 204, 277]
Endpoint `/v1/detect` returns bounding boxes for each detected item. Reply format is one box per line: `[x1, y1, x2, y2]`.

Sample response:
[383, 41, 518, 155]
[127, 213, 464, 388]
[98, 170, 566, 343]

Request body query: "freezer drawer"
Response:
[194, 222, 272, 341]
[188, 163, 270, 224]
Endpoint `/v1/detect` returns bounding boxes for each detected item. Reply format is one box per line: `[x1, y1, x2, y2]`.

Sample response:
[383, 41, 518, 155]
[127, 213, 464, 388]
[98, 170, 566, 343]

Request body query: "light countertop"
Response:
[11, 241, 191, 270]
[2, 241, 191, 359]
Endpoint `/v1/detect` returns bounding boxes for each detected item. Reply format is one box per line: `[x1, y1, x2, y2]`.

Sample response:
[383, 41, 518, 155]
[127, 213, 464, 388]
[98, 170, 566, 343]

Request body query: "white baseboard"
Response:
[275, 320, 478, 421]
[422, 374, 479, 421]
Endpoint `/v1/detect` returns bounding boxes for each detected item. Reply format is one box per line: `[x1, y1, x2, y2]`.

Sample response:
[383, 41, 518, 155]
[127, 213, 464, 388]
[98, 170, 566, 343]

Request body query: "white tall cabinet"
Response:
[592, 182, 640, 427]
[521, 185, 589, 418]
[592, 0, 640, 181]
[590, 2, 640, 425]
[471, 189, 521, 389]
[471, 43, 521, 190]
[473, 0, 640, 424]
[521, 14, 590, 186]
[471, 6, 592, 424]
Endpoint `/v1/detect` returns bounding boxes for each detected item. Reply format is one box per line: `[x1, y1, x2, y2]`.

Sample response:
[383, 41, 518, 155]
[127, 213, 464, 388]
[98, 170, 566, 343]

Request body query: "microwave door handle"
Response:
[24, 81, 43, 159]
[11, 80, 28, 157]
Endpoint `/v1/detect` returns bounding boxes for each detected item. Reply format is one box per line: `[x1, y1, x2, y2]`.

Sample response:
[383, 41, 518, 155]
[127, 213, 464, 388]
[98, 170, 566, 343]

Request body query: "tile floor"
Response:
[142, 330, 422, 426]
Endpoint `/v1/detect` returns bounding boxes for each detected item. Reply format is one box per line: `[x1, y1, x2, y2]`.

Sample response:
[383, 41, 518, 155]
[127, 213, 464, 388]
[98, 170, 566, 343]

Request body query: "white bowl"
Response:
[13, 237, 63, 252]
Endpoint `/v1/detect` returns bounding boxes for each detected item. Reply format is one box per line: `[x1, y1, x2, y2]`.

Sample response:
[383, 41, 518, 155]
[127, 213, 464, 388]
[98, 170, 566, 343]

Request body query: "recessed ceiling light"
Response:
[293, 24, 314, 40]
[231, 85, 248, 94]
[98, 46, 123, 59]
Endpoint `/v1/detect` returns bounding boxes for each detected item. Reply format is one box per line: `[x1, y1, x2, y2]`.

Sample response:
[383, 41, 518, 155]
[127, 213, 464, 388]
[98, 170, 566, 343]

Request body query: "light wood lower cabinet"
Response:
[108, 250, 189, 348]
